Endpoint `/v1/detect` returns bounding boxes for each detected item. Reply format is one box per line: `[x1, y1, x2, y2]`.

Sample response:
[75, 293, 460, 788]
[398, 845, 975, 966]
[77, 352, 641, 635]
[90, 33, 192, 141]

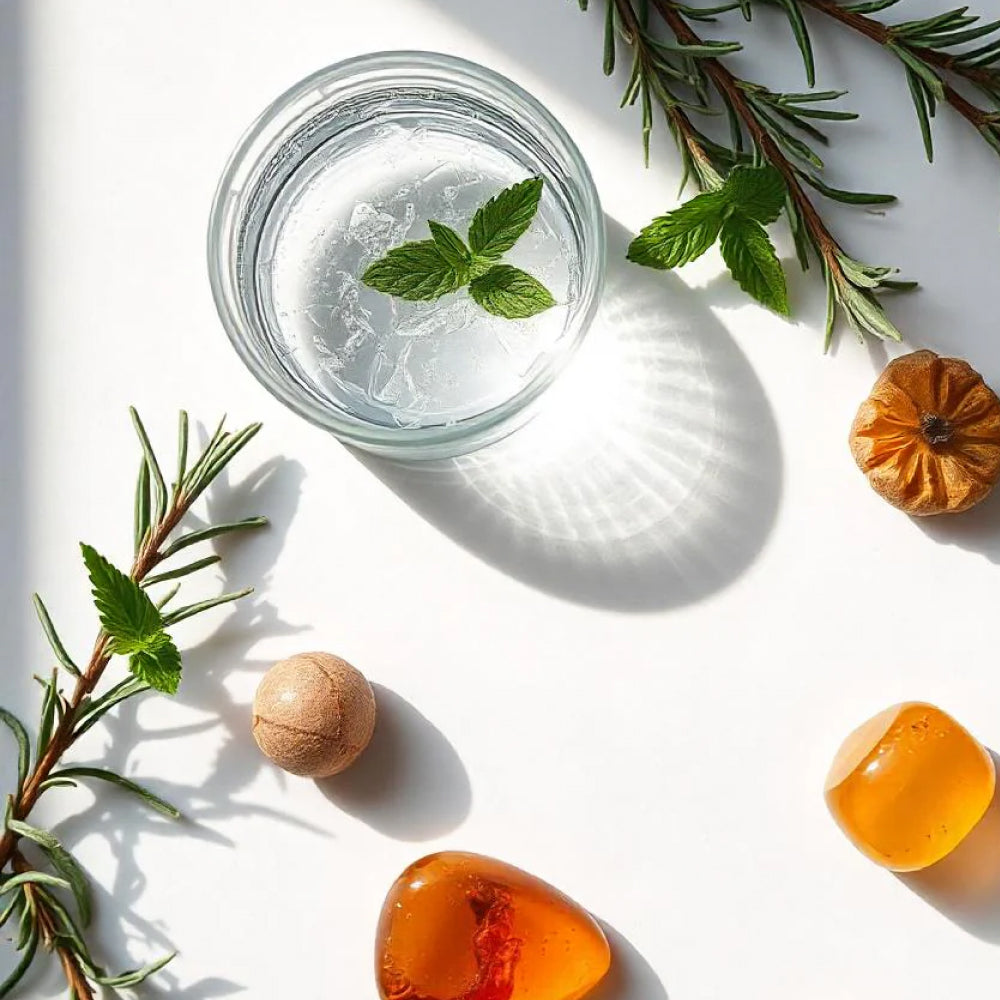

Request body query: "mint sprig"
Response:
[361, 176, 556, 320]
[81, 543, 183, 695]
[627, 165, 791, 316]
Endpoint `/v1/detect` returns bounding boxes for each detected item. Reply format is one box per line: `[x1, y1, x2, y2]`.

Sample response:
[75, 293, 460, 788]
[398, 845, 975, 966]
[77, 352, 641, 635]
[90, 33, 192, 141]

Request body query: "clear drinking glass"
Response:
[208, 52, 604, 459]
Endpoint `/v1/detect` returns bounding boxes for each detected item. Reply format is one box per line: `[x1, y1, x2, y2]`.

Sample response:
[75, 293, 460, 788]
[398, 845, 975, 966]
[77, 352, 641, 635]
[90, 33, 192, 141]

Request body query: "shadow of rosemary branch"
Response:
[44, 454, 311, 999]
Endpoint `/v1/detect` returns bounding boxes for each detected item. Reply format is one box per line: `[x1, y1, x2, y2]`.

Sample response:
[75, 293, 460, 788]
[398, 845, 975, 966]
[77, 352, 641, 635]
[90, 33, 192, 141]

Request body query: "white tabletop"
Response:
[3, 0, 1000, 997]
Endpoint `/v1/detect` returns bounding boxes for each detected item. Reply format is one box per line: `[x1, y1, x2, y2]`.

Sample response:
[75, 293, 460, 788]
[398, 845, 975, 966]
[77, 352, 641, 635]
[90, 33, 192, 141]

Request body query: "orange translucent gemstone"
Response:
[375, 852, 611, 1000]
[825, 702, 996, 872]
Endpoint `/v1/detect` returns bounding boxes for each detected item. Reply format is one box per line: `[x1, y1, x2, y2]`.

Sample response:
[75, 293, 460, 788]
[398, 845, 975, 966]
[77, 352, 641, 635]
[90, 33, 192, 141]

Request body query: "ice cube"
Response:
[335, 272, 376, 344]
[347, 203, 404, 256]
[392, 296, 477, 339]
[369, 342, 415, 405]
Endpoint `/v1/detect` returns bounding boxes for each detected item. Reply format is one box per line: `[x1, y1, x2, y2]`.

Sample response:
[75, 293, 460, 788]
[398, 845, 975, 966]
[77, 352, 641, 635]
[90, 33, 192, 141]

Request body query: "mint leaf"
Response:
[719, 215, 790, 315]
[468, 176, 543, 258]
[81, 543, 183, 694]
[724, 165, 786, 225]
[362, 241, 466, 301]
[129, 631, 182, 695]
[469, 255, 497, 279]
[469, 264, 556, 319]
[361, 178, 551, 320]
[626, 191, 728, 269]
[81, 543, 161, 648]
[428, 221, 472, 270]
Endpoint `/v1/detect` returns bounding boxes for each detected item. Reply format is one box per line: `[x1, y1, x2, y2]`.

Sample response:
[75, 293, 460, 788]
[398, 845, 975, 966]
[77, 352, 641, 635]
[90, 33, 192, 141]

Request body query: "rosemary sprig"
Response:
[756, 0, 1000, 160]
[0, 409, 266, 999]
[581, 0, 917, 347]
[755, 0, 1000, 160]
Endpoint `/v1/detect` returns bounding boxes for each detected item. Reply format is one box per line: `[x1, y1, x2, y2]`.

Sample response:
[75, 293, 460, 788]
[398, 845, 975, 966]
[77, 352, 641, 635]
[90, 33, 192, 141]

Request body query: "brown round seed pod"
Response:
[850, 350, 1000, 515]
[252, 652, 376, 778]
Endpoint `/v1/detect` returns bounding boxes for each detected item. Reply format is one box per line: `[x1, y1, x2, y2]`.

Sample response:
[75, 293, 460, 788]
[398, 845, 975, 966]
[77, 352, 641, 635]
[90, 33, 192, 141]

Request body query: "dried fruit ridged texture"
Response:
[825, 702, 996, 872]
[376, 852, 611, 1000]
[850, 350, 1000, 515]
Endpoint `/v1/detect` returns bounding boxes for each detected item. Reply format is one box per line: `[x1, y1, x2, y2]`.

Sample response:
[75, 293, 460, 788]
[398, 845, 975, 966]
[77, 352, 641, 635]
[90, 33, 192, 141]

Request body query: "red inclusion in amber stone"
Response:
[376, 852, 611, 1000]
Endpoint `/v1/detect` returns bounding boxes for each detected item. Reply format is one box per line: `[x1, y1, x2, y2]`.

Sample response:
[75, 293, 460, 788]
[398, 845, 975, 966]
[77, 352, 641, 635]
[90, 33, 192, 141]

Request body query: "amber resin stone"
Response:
[376, 852, 611, 1000]
[825, 702, 996, 872]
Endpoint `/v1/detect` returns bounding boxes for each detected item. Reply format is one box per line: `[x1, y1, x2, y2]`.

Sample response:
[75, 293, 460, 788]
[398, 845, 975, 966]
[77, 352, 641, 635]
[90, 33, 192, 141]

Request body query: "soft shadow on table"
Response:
[47, 456, 310, 999]
[316, 684, 471, 840]
[897, 750, 1000, 944]
[591, 922, 670, 1000]
[911, 488, 1000, 563]
[359, 219, 781, 611]
[0, 0, 25, 752]
[421, 0, 640, 150]
[0, 0, 30, 991]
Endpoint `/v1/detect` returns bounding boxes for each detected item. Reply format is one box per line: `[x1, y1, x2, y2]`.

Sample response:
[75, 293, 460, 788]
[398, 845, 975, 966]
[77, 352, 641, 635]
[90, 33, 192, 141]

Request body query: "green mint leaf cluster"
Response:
[362, 176, 556, 320]
[627, 165, 790, 316]
[81, 544, 182, 695]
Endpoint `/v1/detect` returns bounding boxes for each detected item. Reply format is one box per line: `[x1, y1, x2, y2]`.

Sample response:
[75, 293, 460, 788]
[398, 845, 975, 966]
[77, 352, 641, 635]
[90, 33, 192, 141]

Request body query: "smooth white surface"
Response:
[3, 1, 1000, 997]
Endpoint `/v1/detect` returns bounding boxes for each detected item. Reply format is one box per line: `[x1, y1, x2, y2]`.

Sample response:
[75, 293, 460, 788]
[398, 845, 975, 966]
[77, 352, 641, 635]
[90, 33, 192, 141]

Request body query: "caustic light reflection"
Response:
[445, 239, 780, 608]
[363, 222, 781, 610]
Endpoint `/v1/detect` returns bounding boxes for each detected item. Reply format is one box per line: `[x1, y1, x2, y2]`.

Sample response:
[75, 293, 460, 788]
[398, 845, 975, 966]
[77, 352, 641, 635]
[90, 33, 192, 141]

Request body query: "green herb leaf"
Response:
[0, 890, 20, 929]
[719, 215, 790, 315]
[161, 516, 268, 559]
[50, 767, 181, 819]
[32, 595, 80, 676]
[362, 241, 466, 301]
[94, 953, 177, 989]
[468, 176, 544, 258]
[73, 677, 151, 737]
[142, 555, 221, 587]
[0, 708, 30, 790]
[36, 671, 57, 759]
[626, 191, 728, 269]
[724, 164, 787, 224]
[0, 870, 71, 896]
[161, 587, 254, 628]
[468, 265, 557, 319]
[6, 820, 92, 927]
[428, 221, 472, 270]
[130, 407, 167, 524]
[81, 544, 162, 649]
[129, 631, 182, 696]
[0, 922, 38, 998]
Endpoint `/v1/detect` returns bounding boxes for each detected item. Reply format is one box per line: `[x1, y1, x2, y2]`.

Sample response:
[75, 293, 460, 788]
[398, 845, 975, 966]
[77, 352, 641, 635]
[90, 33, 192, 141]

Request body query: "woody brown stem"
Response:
[800, 0, 998, 131]
[14, 851, 96, 999]
[612, 0, 723, 185]
[0, 498, 188, 875]
[647, 0, 847, 278]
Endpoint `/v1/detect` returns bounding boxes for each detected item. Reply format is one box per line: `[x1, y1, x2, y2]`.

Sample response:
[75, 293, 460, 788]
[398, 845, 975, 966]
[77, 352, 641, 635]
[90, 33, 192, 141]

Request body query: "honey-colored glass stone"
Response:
[376, 852, 611, 1000]
[825, 702, 996, 872]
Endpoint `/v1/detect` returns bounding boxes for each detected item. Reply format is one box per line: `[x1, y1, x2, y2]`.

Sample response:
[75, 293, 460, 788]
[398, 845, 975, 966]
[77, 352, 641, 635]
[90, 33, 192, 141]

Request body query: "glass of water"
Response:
[208, 52, 604, 459]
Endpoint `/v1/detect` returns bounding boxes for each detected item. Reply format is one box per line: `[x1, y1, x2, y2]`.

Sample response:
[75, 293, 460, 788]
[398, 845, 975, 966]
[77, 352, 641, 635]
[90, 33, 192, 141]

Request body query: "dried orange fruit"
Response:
[850, 350, 1000, 515]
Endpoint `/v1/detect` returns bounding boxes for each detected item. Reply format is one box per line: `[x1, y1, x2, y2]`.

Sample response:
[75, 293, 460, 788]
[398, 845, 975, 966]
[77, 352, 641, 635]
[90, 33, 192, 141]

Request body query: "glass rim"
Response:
[207, 50, 605, 455]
